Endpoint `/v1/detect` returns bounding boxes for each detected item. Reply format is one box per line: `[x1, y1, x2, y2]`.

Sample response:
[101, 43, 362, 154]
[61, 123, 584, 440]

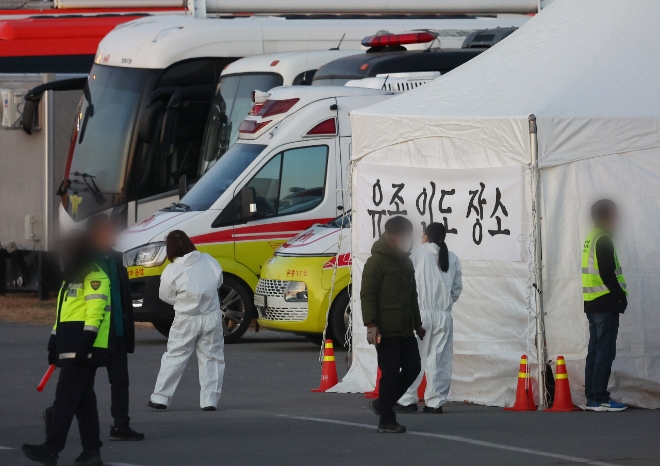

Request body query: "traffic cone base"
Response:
[311, 339, 339, 392]
[417, 374, 427, 401]
[365, 367, 381, 399]
[504, 355, 538, 412]
[544, 356, 581, 412]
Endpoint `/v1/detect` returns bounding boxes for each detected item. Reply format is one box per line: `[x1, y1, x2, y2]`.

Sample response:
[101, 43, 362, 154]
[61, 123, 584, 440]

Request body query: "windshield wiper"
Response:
[165, 202, 191, 212]
[73, 172, 106, 204]
[78, 80, 95, 144]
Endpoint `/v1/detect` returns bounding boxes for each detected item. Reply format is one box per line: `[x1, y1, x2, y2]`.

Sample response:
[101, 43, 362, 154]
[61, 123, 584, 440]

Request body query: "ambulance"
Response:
[118, 85, 395, 342]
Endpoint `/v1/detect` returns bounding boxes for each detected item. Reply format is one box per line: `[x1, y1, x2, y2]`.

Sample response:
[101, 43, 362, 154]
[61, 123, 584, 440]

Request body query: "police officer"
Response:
[22, 230, 110, 466]
[582, 199, 628, 412]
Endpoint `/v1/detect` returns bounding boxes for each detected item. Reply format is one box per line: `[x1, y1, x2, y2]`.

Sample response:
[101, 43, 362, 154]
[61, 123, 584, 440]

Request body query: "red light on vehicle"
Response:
[258, 98, 299, 118]
[248, 104, 264, 115]
[305, 118, 336, 136]
[360, 64, 369, 71]
[361, 31, 436, 48]
[238, 119, 272, 134]
[270, 60, 280, 66]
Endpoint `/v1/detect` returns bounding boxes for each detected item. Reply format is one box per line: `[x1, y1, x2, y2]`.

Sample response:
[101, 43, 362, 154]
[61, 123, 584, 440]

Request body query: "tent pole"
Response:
[529, 114, 547, 409]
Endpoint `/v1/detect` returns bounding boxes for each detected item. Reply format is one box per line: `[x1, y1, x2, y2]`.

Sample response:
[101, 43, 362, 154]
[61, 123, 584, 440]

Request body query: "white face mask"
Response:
[396, 236, 412, 253]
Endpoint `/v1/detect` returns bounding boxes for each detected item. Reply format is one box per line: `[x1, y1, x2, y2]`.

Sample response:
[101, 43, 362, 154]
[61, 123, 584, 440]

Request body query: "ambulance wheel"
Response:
[152, 320, 173, 338]
[329, 289, 351, 347]
[220, 276, 253, 344]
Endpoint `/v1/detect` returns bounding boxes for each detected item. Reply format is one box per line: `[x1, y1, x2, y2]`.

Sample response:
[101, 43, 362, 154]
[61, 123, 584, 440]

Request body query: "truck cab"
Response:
[117, 85, 393, 342]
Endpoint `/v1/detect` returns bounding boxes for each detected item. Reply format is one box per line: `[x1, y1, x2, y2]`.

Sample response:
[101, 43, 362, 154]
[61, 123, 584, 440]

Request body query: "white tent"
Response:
[331, 0, 660, 408]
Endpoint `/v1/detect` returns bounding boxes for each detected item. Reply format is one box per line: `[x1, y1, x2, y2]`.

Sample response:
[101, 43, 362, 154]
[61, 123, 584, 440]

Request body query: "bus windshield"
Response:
[66, 64, 148, 218]
[199, 73, 283, 173]
[180, 143, 267, 211]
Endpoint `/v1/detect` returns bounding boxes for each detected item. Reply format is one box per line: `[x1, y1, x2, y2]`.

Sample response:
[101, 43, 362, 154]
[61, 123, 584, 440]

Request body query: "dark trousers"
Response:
[107, 336, 130, 427]
[44, 365, 101, 454]
[585, 312, 620, 403]
[375, 336, 421, 424]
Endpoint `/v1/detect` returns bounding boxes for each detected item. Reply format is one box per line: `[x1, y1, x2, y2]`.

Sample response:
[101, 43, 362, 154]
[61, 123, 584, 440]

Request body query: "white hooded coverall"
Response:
[398, 242, 462, 408]
[151, 251, 225, 408]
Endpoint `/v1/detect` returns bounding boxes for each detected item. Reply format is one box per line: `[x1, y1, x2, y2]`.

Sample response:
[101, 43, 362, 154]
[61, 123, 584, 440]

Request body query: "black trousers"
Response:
[107, 336, 131, 427]
[585, 312, 620, 403]
[375, 336, 421, 424]
[44, 365, 101, 454]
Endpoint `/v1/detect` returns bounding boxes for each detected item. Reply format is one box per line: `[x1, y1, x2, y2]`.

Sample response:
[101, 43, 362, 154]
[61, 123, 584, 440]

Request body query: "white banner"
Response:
[355, 163, 524, 261]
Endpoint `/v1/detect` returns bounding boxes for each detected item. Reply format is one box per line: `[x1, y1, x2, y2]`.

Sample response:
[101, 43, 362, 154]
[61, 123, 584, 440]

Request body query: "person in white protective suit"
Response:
[395, 222, 462, 414]
[148, 230, 225, 411]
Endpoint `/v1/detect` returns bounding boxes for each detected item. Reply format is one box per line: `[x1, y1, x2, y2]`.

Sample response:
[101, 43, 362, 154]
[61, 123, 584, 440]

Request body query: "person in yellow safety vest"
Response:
[22, 230, 111, 466]
[582, 199, 628, 412]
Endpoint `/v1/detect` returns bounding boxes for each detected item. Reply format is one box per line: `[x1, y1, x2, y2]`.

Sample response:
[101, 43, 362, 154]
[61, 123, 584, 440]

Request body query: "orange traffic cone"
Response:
[364, 367, 382, 399]
[504, 355, 538, 411]
[417, 374, 427, 401]
[311, 339, 339, 392]
[544, 356, 581, 412]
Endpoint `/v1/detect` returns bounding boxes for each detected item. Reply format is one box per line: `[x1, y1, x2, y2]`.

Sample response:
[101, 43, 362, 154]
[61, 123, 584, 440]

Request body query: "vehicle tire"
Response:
[329, 289, 351, 347]
[220, 276, 254, 344]
[304, 334, 323, 346]
[152, 320, 173, 338]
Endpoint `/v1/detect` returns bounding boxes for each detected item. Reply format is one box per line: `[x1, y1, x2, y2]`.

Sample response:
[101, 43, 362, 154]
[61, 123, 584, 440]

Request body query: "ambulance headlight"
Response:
[123, 242, 167, 268]
[284, 281, 308, 302]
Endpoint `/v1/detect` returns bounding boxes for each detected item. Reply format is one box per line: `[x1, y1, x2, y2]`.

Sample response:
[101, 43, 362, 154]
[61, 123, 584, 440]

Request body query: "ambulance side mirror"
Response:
[241, 187, 257, 219]
[178, 174, 188, 200]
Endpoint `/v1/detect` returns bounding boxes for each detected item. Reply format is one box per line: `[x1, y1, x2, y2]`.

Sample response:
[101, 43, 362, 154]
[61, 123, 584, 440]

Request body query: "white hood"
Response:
[116, 210, 202, 252]
[180, 250, 202, 266]
[277, 224, 351, 256]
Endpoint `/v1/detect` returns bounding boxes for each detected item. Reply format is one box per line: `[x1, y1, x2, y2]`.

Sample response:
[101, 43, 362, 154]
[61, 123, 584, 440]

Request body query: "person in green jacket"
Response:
[362, 216, 426, 434]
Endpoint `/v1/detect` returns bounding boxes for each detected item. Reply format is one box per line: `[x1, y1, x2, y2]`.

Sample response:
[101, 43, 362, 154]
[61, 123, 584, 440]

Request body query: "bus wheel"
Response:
[152, 320, 173, 338]
[220, 276, 253, 344]
[329, 289, 351, 347]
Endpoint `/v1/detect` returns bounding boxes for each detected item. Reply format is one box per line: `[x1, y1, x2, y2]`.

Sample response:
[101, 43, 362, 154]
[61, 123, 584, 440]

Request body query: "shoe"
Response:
[368, 400, 382, 417]
[110, 424, 145, 441]
[147, 401, 167, 410]
[21, 444, 58, 466]
[377, 421, 407, 433]
[43, 407, 53, 436]
[202, 406, 216, 411]
[393, 403, 418, 413]
[591, 399, 628, 412]
[423, 406, 444, 414]
[584, 400, 596, 411]
[74, 449, 103, 465]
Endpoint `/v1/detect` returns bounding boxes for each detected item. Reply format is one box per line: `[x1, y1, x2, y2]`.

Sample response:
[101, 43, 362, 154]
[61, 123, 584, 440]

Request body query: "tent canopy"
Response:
[341, 0, 660, 408]
[352, 0, 660, 168]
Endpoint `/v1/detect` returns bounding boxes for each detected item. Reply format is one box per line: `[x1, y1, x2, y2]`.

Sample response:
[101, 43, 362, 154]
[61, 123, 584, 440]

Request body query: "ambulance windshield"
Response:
[180, 143, 267, 211]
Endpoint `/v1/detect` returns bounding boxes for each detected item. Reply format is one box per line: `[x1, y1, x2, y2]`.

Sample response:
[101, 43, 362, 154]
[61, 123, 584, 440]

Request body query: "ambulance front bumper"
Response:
[129, 276, 174, 322]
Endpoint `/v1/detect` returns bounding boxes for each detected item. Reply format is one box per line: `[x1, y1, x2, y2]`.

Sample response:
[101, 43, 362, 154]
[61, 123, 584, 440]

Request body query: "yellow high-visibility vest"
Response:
[53, 265, 111, 361]
[581, 228, 627, 302]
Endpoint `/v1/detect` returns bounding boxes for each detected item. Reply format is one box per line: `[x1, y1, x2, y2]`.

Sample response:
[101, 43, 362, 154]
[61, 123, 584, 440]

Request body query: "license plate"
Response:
[254, 294, 266, 309]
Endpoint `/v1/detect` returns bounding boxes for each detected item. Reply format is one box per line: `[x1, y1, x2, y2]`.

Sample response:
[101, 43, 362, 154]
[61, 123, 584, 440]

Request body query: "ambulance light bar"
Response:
[239, 119, 271, 134]
[361, 31, 436, 48]
[304, 118, 337, 137]
[258, 98, 300, 118]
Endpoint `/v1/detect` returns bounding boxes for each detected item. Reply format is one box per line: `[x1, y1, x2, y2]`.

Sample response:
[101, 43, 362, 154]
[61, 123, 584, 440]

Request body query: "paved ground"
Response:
[1, 320, 658, 466]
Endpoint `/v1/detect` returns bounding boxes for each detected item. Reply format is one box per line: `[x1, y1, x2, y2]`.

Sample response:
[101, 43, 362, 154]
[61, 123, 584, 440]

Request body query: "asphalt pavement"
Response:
[1, 320, 658, 466]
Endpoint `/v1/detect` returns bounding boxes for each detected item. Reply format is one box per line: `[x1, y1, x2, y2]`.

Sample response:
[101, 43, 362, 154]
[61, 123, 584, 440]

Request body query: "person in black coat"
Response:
[87, 214, 144, 440]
